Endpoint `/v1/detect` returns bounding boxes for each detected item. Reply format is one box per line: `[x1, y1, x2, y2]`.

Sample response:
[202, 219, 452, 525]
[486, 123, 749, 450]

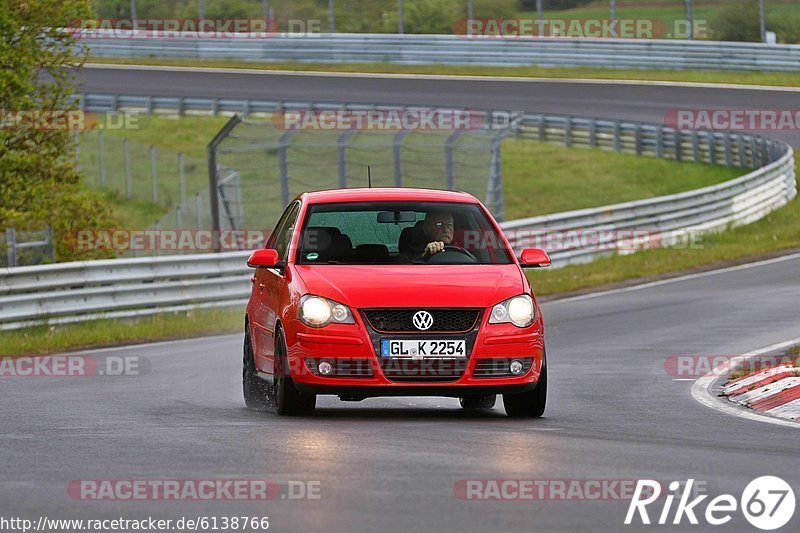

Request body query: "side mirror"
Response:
[519, 248, 551, 268]
[247, 249, 281, 269]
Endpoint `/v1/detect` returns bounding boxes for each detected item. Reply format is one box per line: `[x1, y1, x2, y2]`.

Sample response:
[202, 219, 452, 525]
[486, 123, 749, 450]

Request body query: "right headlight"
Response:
[298, 295, 355, 328]
[489, 294, 535, 328]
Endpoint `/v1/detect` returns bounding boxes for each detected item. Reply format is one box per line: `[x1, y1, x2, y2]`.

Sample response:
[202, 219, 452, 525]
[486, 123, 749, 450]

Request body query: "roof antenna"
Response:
[368, 165, 372, 188]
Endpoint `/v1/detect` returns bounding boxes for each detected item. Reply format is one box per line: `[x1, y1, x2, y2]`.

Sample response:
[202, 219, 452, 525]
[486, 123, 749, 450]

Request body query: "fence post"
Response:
[538, 115, 546, 141]
[207, 116, 242, 251]
[124, 139, 132, 199]
[613, 121, 621, 152]
[150, 145, 158, 202]
[588, 118, 597, 148]
[564, 116, 572, 147]
[692, 131, 700, 163]
[393, 130, 410, 187]
[179, 152, 186, 206]
[196, 194, 202, 228]
[98, 131, 106, 187]
[708, 133, 717, 166]
[278, 130, 297, 207]
[337, 130, 357, 188]
[634, 125, 642, 156]
[6, 228, 17, 268]
[445, 131, 465, 191]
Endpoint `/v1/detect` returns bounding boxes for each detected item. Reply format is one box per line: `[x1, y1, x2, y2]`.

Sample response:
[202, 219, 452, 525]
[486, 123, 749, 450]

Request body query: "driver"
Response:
[405, 211, 454, 260]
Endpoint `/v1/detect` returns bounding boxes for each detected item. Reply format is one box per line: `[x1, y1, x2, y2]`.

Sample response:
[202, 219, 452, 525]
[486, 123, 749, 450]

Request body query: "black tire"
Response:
[243, 325, 269, 410]
[459, 395, 497, 409]
[503, 356, 547, 418]
[273, 328, 316, 416]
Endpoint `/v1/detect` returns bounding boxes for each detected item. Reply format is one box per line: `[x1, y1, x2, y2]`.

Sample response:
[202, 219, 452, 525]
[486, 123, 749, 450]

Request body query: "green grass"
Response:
[502, 139, 741, 219]
[89, 57, 800, 88]
[527, 152, 800, 296]
[0, 308, 244, 356]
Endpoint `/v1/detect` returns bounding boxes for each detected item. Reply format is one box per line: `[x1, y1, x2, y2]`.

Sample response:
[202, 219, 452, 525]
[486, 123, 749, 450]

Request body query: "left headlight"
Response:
[298, 295, 355, 328]
[489, 294, 535, 328]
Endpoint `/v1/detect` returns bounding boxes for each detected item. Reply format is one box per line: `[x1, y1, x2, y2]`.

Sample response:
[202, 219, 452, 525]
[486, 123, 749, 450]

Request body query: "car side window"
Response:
[273, 203, 301, 261]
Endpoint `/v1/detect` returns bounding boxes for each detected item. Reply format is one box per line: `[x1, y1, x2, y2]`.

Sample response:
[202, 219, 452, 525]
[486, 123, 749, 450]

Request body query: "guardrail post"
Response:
[150, 145, 158, 203]
[634, 125, 642, 156]
[708, 133, 717, 166]
[724, 134, 733, 167]
[692, 131, 700, 163]
[538, 116, 546, 141]
[655, 127, 663, 159]
[45, 226, 54, 263]
[736, 135, 746, 168]
[613, 121, 621, 152]
[588, 118, 597, 148]
[749, 136, 757, 168]
[393, 130, 410, 187]
[6, 228, 17, 268]
[564, 116, 572, 147]
[674, 130, 682, 161]
[124, 139, 132, 199]
[98, 131, 106, 187]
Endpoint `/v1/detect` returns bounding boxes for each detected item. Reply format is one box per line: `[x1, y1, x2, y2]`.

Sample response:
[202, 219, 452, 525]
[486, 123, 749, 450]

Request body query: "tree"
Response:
[0, 0, 117, 261]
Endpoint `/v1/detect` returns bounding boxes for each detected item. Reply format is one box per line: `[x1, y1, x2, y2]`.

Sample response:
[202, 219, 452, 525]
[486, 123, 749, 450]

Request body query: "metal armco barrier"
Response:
[81, 33, 800, 72]
[1, 106, 795, 329]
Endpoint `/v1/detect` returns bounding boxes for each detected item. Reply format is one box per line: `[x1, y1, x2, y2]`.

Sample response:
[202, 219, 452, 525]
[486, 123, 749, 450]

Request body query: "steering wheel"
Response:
[425, 245, 478, 263]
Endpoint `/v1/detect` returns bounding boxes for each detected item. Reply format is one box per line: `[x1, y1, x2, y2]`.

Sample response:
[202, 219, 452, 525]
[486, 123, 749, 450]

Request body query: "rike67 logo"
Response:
[625, 477, 795, 530]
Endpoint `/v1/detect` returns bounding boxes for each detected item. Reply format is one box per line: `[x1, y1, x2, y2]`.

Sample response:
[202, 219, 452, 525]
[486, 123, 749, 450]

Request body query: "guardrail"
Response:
[1, 104, 795, 330]
[81, 33, 800, 72]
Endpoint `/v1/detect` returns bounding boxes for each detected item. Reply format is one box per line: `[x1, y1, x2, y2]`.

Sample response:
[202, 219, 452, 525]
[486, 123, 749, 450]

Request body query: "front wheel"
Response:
[502, 356, 547, 418]
[273, 328, 316, 416]
[459, 395, 496, 409]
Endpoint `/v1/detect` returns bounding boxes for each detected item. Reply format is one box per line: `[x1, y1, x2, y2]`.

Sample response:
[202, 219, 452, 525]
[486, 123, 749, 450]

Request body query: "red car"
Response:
[243, 188, 551, 417]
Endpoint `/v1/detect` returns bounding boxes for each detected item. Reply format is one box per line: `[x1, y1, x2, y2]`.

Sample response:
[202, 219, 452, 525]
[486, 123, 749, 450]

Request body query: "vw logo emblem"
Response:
[412, 310, 434, 331]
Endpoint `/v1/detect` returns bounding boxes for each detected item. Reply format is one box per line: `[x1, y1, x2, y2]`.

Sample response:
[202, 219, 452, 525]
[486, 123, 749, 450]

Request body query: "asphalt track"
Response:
[2, 254, 799, 531]
[76, 65, 800, 147]
[4, 67, 797, 531]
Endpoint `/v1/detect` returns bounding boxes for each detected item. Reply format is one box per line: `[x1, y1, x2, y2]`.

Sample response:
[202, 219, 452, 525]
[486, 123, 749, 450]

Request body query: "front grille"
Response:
[305, 358, 374, 378]
[364, 308, 481, 333]
[379, 358, 467, 382]
[473, 358, 534, 378]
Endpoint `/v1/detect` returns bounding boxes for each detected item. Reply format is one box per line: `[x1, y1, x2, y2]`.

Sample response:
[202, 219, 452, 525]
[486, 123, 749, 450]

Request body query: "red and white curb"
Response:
[691, 337, 800, 429]
[723, 368, 800, 421]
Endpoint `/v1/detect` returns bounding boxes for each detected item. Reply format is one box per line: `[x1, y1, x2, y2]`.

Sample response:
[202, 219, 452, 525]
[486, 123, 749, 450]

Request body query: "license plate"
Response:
[381, 339, 466, 359]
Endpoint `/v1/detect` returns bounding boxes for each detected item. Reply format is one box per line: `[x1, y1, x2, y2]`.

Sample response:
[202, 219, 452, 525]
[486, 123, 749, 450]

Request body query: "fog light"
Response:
[318, 361, 334, 376]
[509, 359, 524, 376]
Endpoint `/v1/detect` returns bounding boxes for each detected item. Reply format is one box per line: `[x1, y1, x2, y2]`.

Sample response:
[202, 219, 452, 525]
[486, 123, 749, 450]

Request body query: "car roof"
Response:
[298, 188, 478, 205]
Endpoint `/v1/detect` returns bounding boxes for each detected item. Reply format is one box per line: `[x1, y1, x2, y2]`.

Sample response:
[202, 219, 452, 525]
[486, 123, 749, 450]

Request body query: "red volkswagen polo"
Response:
[243, 188, 551, 417]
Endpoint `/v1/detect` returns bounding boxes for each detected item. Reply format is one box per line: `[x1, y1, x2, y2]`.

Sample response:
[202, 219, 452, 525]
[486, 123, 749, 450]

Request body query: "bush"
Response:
[767, 12, 800, 44]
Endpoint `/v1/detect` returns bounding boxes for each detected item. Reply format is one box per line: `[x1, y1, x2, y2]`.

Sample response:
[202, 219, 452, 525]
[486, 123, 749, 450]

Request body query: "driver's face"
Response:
[425, 214, 454, 244]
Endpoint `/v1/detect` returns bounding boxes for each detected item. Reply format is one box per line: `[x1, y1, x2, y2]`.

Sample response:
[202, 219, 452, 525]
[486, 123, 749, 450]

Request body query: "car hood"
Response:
[294, 264, 525, 309]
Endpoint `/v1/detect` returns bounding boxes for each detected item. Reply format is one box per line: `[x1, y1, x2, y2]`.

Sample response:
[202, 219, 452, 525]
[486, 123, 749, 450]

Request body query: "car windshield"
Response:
[296, 201, 513, 265]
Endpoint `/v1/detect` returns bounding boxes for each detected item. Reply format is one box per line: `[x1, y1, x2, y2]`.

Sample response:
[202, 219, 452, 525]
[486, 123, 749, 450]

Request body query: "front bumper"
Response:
[283, 311, 544, 395]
